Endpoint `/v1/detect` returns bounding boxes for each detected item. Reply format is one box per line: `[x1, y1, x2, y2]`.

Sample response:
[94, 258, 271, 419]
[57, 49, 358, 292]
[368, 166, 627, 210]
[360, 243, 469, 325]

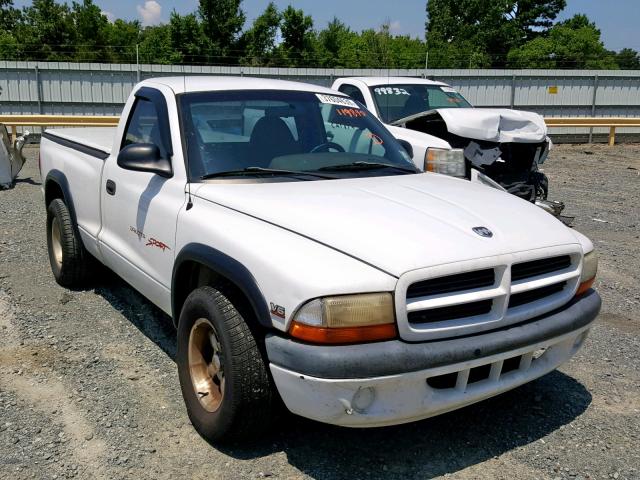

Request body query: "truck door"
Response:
[98, 86, 186, 313]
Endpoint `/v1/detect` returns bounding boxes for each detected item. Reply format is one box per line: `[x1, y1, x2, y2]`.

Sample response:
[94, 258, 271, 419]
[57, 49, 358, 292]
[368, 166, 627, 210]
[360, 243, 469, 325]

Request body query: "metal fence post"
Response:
[35, 65, 43, 114]
[136, 45, 141, 83]
[588, 74, 599, 144]
[510, 74, 517, 109]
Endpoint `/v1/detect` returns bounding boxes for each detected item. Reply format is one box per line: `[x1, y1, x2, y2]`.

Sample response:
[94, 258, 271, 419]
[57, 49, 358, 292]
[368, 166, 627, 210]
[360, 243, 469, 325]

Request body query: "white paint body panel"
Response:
[46, 127, 115, 155]
[270, 326, 590, 427]
[431, 108, 547, 143]
[194, 173, 580, 279]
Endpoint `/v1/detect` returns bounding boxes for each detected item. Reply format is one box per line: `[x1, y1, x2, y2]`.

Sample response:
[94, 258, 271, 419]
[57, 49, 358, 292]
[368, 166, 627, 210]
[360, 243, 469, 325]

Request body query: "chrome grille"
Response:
[408, 299, 493, 324]
[512, 255, 572, 281]
[406, 269, 495, 299]
[396, 246, 582, 342]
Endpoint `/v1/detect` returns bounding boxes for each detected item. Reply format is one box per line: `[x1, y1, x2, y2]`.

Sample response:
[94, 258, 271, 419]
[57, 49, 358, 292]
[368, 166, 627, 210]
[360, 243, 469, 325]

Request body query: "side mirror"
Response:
[397, 139, 414, 159]
[117, 143, 172, 178]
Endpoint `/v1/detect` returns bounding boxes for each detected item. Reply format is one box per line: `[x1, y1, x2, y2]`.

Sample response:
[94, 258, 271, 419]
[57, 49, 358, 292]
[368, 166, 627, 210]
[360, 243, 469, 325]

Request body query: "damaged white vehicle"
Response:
[0, 125, 29, 189]
[332, 77, 564, 216]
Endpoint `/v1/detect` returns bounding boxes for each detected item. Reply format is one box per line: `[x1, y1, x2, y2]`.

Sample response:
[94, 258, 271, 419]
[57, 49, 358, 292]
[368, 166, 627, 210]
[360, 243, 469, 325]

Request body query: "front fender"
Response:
[172, 243, 272, 329]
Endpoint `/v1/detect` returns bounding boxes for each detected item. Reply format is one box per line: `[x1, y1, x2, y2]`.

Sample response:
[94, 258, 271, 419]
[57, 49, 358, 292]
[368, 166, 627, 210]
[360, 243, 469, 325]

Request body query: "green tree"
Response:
[18, 0, 76, 60]
[507, 14, 618, 69]
[198, 0, 245, 62]
[240, 2, 280, 65]
[138, 24, 179, 64]
[616, 48, 640, 70]
[426, 0, 567, 67]
[279, 5, 314, 66]
[71, 0, 111, 62]
[0, 0, 19, 31]
[316, 18, 359, 67]
[105, 19, 141, 63]
[169, 12, 205, 64]
[505, 0, 566, 42]
[0, 0, 19, 59]
[0, 30, 18, 59]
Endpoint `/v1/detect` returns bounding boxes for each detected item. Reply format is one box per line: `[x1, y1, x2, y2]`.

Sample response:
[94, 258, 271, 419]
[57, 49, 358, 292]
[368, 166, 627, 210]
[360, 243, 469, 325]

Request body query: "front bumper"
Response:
[266, 290, 600, 427]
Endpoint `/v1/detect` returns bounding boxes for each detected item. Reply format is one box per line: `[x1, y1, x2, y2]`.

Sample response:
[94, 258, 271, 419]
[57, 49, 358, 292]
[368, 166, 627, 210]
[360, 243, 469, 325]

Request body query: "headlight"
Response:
[425, 148, 466, 178]
[576, 250, 598, 296]
[289, 293, 396, 344]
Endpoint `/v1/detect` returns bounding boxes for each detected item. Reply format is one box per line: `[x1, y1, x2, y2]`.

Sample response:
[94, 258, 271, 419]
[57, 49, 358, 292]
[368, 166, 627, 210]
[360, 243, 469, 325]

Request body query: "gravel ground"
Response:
[1, 144, 639, 480]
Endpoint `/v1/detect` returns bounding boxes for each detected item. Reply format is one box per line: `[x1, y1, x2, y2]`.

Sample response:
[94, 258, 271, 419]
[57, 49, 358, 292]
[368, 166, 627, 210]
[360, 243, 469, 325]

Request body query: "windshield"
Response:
[371, 84, 472, 124]
[179, 90, 417, 181]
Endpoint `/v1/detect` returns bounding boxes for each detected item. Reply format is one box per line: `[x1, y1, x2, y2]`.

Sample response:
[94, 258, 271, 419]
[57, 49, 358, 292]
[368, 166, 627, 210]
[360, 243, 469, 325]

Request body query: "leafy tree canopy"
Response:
[426, 0, 567, 67]
[0, 0, 635, 70]
[507, 14, 618, 69]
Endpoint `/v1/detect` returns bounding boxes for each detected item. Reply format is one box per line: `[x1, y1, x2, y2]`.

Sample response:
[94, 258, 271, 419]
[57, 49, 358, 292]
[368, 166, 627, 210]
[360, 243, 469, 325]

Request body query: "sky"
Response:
[11, 0, 640, 52]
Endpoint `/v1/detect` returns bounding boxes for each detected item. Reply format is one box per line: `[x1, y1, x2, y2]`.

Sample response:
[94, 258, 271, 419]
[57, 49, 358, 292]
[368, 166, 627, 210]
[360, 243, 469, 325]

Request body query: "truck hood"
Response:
[194, 174, 578, 277]
[392, 108, 548, 143]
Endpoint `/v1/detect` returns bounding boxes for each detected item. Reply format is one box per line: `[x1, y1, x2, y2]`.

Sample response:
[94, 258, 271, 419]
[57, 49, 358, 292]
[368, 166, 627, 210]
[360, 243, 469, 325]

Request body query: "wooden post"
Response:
[10, 125, 17, 145]
[608, 126, 616, 146]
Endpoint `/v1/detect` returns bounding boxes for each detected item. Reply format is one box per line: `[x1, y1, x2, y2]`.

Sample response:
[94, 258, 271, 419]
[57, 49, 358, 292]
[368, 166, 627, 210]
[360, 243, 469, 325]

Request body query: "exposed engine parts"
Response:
[402, 110, 566, 217]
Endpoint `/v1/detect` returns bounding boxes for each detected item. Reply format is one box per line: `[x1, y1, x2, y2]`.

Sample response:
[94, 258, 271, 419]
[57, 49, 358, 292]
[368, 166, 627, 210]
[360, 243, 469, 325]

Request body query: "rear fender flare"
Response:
[44, 169, 79, 229]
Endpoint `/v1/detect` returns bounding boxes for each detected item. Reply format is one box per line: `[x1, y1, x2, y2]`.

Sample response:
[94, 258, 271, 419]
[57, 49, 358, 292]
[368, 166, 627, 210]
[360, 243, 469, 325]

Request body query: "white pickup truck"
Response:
[332, 77, 565, 216]
[40, 76, 601, 444]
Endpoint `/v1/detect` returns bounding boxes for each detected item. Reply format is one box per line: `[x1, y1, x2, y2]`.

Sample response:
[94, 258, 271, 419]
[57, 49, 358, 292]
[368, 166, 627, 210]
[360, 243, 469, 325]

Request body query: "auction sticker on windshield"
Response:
[316, 94, 359, 108]
[374, 87, 410, 96]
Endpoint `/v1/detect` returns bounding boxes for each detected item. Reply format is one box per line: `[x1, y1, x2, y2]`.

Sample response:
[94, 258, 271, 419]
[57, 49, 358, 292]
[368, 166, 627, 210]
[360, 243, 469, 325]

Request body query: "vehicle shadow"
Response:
[93, 274, 177, 361]
[14, 176, 41, 186]
[227, 371, 592, 479]
[92, 275, 592, 480]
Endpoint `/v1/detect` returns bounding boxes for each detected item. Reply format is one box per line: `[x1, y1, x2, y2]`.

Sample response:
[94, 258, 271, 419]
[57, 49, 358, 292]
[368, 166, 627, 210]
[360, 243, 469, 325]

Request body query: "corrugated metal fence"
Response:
[1, 61, 639, 137]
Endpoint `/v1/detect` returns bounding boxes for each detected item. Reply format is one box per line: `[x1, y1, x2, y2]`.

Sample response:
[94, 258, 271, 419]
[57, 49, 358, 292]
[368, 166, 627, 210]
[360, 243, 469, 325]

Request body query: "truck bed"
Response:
[45, 127, 116, 156]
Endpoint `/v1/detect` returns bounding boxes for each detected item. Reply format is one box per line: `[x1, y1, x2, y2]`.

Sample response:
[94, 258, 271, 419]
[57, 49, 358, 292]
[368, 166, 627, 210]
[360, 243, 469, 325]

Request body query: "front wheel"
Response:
[177, 286, 275, 444]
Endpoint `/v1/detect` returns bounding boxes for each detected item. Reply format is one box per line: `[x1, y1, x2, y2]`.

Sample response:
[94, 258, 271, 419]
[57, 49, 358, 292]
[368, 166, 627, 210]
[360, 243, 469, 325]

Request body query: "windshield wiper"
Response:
[201, 167, 335, 180]
[317, 161, 418, 174]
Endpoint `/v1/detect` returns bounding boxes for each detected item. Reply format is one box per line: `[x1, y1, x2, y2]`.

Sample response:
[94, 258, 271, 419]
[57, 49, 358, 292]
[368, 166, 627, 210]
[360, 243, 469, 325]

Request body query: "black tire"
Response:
[46, 198, 94, 287]
[177, 286, 275, 444]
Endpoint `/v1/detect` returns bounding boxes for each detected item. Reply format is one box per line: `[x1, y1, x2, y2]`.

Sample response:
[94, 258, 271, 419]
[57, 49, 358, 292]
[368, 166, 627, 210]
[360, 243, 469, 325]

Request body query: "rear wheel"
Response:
[177, 286, 275, 444]
[46, 198, 95, 287]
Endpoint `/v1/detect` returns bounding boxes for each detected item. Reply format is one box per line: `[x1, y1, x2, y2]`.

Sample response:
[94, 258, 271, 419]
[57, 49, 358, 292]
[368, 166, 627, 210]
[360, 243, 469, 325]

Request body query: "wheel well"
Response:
[172, 261, 261, 331]
[45, 179, 65, 207]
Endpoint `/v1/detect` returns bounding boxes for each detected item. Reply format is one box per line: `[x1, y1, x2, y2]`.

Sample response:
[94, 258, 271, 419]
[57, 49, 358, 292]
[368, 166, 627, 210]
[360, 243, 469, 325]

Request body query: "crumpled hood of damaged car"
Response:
[195, 173, 578, 277]
[397, 108, 548, 143]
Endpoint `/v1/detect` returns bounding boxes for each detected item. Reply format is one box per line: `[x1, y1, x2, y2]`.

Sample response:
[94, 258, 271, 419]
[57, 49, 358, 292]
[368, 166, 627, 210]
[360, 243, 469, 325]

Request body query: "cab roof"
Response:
[140, 76, 341, 95]
[344, 77, 450, 88]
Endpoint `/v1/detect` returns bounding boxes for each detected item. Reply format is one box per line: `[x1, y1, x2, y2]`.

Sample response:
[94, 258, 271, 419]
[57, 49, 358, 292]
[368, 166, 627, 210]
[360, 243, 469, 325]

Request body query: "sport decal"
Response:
[130, 226, 171, 252]
[146, 238, 171, 252]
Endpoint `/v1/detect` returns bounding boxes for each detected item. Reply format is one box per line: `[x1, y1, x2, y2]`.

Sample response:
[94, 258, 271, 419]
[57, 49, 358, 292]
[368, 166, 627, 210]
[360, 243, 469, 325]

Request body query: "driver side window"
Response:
[123, 98, 167, 159]
[338, 84, 366, 105]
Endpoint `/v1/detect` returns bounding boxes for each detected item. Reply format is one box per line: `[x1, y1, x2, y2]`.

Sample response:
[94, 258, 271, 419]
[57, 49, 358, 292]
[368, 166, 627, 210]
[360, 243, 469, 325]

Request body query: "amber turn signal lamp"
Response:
[289, 322, 397, 345]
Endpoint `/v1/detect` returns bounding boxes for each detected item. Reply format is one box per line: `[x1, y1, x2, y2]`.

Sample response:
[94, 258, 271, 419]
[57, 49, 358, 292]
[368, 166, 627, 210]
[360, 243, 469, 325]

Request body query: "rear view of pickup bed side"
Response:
[39, 76, 600, 444]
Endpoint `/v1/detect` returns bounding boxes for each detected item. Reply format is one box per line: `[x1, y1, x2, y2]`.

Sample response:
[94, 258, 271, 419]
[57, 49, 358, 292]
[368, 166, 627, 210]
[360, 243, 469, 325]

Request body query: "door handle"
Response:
[106, 179, 116, 196]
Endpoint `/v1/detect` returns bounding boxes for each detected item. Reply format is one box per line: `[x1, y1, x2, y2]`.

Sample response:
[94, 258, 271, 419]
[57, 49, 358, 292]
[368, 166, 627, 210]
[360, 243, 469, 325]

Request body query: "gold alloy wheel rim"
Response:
[188, 318, 225, 413]
[51, 217, 63, 269]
